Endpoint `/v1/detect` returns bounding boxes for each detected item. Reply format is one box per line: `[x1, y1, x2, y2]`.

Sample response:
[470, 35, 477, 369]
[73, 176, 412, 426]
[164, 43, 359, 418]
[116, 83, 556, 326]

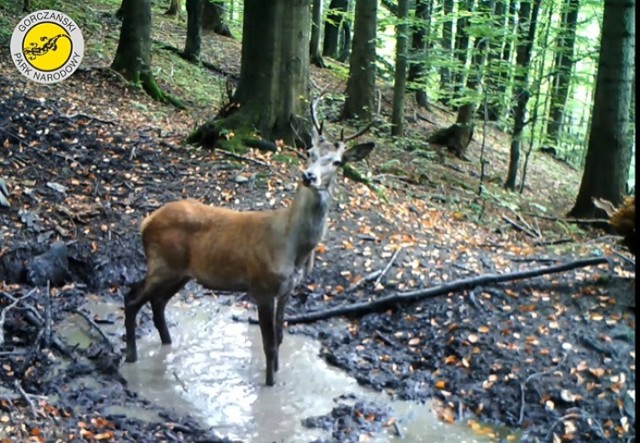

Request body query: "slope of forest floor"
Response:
[0, 1, 635, 442]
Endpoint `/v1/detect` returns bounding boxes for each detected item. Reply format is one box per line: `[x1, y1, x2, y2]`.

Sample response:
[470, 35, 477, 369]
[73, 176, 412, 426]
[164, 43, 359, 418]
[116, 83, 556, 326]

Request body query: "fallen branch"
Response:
[518, 354, 567, 425]
[373, 246, 403, 287]
[73, 309, 115, 351]
[502, 215, 540, 239]
[43, 282, 51, 348]
[14, 380, 39, 418]
[0, 289, 36, 346]
[284, 256, 609, 324]
[215, 148, 270, 167]
[346, 269, 382, 293]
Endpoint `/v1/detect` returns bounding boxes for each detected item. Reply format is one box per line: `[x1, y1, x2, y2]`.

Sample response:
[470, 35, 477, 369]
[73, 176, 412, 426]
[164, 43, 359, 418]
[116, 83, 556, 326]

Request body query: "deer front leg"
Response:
[256, 298, 277, 386]
[275, 292, 290, 372]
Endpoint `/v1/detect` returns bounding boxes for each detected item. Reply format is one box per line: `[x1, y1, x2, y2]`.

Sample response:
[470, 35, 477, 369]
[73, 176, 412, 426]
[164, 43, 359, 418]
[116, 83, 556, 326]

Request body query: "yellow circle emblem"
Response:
[22, 22, 72, 72]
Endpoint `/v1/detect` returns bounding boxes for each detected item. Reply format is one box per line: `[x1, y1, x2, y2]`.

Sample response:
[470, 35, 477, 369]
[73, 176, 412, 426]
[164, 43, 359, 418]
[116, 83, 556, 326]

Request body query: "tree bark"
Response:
[310, 0, 325, 67]
[491, 0, 518, 121]
[165, 0, 181, 15]
[343, 0, 378, 120]
[202, 0, 233, 37]
[189, 0, 312, 149]
[452, 0, 474, 99]
[439, 0, 454, 97]
[23, 0, 30, 12]
[484, 0, 507, 121]
[568, 0, 634, 216]
[504, 0, 541, 190]
[391, 0, 410, 136]
[184, 0, 203, 61]
[338, 17, 352, 62]
[544, 0, 580, 146]
[407, 0, 432, 109]
[323, 0, 349, 59]
[112, 0, 161, 99]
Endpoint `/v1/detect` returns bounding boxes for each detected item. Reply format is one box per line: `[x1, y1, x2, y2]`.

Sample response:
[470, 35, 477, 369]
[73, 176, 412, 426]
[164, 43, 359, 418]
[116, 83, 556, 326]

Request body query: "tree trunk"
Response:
[323, 0, 349, 59]
[189, 0, 312, 149]
[568, 0, 634, 216]
[491, 0, 518, 121]
[343, 0, 378, 120]
[391, 0, 410, 136]
[407, 0, 432, 109]
[504, 0, 541, 190]
[165, 0, 181, 15]
[439, 0, 454, 97]
[310, 0, 325, 67]
[338, 17, 352, 62]
[544, 0, 579, 146]
[184, 0, 203, 61]
[484, 0, 506, 121]
[202, 0, 233, 37]
[452, 0, 474, 99]
[112, 0, 163, 100]
[23, 0, 30, 12]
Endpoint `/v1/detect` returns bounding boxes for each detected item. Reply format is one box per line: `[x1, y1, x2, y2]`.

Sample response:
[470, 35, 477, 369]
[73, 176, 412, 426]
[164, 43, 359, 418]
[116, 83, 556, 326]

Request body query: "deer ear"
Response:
[343, 142, 374, 163]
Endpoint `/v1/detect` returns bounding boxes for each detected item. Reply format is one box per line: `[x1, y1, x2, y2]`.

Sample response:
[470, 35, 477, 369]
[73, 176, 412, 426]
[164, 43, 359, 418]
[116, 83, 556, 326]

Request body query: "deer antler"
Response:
[342, 89, 382, 142]
[310, 93, 326, 137]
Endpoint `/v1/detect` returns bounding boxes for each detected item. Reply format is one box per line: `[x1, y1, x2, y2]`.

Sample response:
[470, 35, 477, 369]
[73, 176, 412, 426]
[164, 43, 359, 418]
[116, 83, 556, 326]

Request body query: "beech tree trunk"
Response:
[310, 0, 325, 67]
[504, 0, 541, 190]
[112, 0, 163, 99]
[184, 0, 203, 61]
[439, 0, 454, 97]
[484, 0, 507, 121]
[323, 0, 349, 59]
[452, 0, 474, 99]
[391, 0, 410, 136]
[165, 0, 181, 15]
[545, 0, 579, 146]
[343, 0, 378, 120]
[202, 0, 233, 37]
[569, 0, 634, 216]
[189, 0, 311, 148]
[407, 0, 431, 109]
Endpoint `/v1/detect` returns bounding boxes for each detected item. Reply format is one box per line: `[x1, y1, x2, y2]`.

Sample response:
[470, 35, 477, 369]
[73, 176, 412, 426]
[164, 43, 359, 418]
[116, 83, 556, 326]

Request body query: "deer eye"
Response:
[333, 160, 343, 166]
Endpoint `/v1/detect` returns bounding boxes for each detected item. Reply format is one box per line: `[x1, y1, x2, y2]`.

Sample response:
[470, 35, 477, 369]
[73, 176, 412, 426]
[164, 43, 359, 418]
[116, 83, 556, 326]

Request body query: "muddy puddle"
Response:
[58, 294, 512, 443]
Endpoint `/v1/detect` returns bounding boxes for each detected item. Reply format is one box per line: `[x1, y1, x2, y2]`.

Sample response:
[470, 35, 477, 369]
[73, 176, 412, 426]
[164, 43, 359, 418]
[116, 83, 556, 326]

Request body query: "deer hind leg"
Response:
[124, 271, 187, 363]
[256, 298, 277, 386]
[151, 277, 189, 345]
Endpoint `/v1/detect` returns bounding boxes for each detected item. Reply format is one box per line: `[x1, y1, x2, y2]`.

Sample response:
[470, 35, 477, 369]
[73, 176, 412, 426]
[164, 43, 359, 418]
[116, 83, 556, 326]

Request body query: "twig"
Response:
[0, 289, 37, 346]
[172, 370, 189, 393]
[373, 247, 403, 287]
[283, 256, 609, 324]
[613, 250, 635, 267]
[534, 237, 574, 246]
[518, 354, 567, 425]
[73, 309, 114, 351]
[43, 281, 51, 348]
[13, 380, 39, 418]
[502, 215, 540, 239]
[545, 408, 611, 442]
[214, 148, 270, 167]
[346, 270, 382, 293]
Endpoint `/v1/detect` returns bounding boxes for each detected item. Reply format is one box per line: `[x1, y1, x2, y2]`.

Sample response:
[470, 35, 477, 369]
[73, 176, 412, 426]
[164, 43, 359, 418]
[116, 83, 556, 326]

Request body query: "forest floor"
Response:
[0, 1, 635, 442]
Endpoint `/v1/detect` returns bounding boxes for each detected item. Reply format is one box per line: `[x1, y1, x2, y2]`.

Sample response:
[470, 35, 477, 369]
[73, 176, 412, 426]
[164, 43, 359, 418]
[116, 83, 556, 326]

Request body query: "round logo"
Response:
[10, 10, 84, 84]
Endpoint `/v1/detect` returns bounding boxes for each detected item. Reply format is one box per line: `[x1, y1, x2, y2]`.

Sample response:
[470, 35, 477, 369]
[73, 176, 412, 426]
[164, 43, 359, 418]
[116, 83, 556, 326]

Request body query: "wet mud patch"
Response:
[303, 396, 392, 443]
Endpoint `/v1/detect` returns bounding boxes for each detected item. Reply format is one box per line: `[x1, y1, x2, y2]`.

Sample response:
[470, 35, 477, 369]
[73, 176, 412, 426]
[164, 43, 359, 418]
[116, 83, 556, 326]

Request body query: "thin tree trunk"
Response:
[343, 0, 378, 120]
[452, 0, 475, 99]
[492, 0, 518, 121]
[323, 0, 349, 59]
[440, 0, 454, 98]
[569, 0, 634, 216]
[165, 0, 181, 15]
[202, 0, 233, 37]
[545, 0, 580, 146]
[310, 0, 325, 67]
[184, 0, 203, 61]
[391, 0, 410, 136]
[407, 0, 432, 109]
[504, 0, 541, 190]
[338, 17, 352, 62]
[484, 0, 506, 121]
[23, 0, 30, 12]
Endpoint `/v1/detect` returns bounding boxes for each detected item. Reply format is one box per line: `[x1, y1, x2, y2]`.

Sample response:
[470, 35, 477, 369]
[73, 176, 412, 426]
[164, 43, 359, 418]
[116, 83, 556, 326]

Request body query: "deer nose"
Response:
[302, 171, 317, 186]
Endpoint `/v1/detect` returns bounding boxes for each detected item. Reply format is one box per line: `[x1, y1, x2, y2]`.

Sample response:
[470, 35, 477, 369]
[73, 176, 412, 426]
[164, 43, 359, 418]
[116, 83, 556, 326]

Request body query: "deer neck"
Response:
[284, 183, 331, 267]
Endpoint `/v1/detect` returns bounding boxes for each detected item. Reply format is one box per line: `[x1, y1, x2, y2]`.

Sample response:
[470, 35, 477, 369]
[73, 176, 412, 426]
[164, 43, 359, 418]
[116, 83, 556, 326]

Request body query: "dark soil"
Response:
[0, 9, 636, 443]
